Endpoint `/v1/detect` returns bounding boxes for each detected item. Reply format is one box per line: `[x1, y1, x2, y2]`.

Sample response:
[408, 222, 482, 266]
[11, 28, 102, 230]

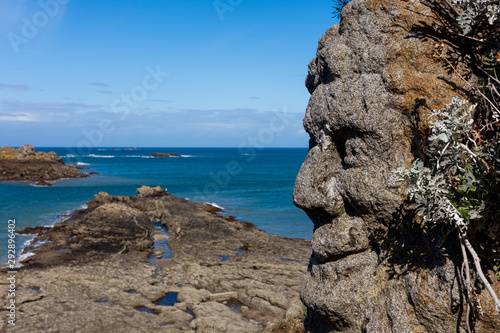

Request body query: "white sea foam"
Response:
[22, 237, 35, 248]
[32, 240, 50, 248]
[55, 204, 88, 223]
[125, 155, 152, 158]
[87, 154, 115, 158]
[76, 162, 90, 166]
[15, 239, 51, 267]
[61, 154, 76, 158]
[205, 202, 225, 210]
[7, 202, 87, 267]
[16, 251, 35, 265]
[32, 181, 53, 187]
[55, 213, 71, 224]
[181, 155, 194, 157]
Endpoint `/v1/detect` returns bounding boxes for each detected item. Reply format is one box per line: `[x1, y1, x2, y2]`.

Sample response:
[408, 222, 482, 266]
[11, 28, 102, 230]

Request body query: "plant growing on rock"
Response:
[413, 2, 500, 329]
[452, 0, 499, 35]
[271, 306, 307, 333]
[394, 97, 500, 330]
[425, 0, 499, 122]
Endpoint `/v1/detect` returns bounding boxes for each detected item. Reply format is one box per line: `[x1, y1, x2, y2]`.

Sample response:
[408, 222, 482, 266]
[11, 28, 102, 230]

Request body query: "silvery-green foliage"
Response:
[452, 0, 500, 34]
[427, 97, 476, 173]
[428, 98, 473, 145]
[393, 98, 479, 231]
[395, 160, 468, 229]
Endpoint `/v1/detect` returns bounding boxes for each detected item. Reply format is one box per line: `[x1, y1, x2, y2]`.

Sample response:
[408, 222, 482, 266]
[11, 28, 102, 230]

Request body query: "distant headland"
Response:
[0, 145, 89, 185]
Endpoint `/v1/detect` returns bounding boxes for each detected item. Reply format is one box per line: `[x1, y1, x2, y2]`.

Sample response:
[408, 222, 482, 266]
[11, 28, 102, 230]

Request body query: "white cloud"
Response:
[0, 112, 37, 122]
[0, 99, 105, 123]
[0, 103, 308, 147]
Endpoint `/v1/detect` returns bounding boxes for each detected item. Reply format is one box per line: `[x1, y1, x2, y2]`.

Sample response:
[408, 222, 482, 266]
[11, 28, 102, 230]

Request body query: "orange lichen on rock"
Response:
[0, 145, 88, 181]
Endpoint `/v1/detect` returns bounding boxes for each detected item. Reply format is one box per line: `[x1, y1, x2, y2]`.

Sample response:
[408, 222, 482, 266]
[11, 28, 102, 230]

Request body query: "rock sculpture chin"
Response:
[293, 0, 500, 332]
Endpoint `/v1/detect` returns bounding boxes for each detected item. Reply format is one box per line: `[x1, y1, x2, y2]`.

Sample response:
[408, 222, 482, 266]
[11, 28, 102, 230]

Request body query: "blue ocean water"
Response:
[0, 147, 311, 264]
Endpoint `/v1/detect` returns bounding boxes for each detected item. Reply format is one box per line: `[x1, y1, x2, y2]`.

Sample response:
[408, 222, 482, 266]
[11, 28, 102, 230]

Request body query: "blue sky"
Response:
[0, 0, 337, 147]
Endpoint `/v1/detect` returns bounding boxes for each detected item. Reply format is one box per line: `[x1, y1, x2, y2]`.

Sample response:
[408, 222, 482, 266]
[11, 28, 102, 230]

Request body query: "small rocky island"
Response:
[0, 186, 310, 332]
[151, 153, 182, 157]
[0, 145, 88, 185]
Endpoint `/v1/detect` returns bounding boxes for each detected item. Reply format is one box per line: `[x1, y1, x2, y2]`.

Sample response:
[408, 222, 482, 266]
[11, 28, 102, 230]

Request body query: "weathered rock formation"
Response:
[0, 186, 310, 332]
[294, 0, 500, 332]
[0, 145, 88, 181]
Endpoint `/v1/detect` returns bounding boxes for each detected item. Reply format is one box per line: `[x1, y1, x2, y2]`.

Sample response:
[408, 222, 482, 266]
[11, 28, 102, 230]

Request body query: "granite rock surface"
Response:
[294, 0, 500, 332]
[1, 186, 310, 332]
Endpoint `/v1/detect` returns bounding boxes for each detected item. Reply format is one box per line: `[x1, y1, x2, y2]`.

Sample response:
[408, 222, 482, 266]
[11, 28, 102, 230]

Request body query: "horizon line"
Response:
[9, 146, 309, 149]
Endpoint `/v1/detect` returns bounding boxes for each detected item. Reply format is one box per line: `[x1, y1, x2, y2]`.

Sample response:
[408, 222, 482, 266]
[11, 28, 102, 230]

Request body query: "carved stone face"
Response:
[292, 21, 410, 330]
[292, 0, 482, 332]
[293, 15, 410, 258]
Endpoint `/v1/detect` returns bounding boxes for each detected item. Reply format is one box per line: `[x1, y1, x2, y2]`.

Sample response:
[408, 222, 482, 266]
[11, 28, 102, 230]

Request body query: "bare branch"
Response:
[440, 55, 500, 118]
[459, 232, 472, 333]
[442, 0, 461, 17]
[462, 232, 500, 312]
[477, 66, 500, 86]
[459, 143, 478, 161]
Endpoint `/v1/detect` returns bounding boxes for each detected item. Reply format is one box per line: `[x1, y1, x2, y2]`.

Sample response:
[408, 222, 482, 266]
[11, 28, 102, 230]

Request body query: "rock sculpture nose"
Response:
[293, 145, 346, 231]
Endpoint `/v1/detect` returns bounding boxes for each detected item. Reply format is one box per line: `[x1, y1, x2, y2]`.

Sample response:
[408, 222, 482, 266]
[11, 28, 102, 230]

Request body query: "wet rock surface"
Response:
[0, 145, 88, 181]
[294, 0, 500, 332]
[0, 186, 310, 332]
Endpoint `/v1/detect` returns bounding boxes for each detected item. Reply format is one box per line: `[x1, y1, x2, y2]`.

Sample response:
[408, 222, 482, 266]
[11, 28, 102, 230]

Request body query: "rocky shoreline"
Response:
[0, 186, 310, 332]
[0, 145, 89, 183]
